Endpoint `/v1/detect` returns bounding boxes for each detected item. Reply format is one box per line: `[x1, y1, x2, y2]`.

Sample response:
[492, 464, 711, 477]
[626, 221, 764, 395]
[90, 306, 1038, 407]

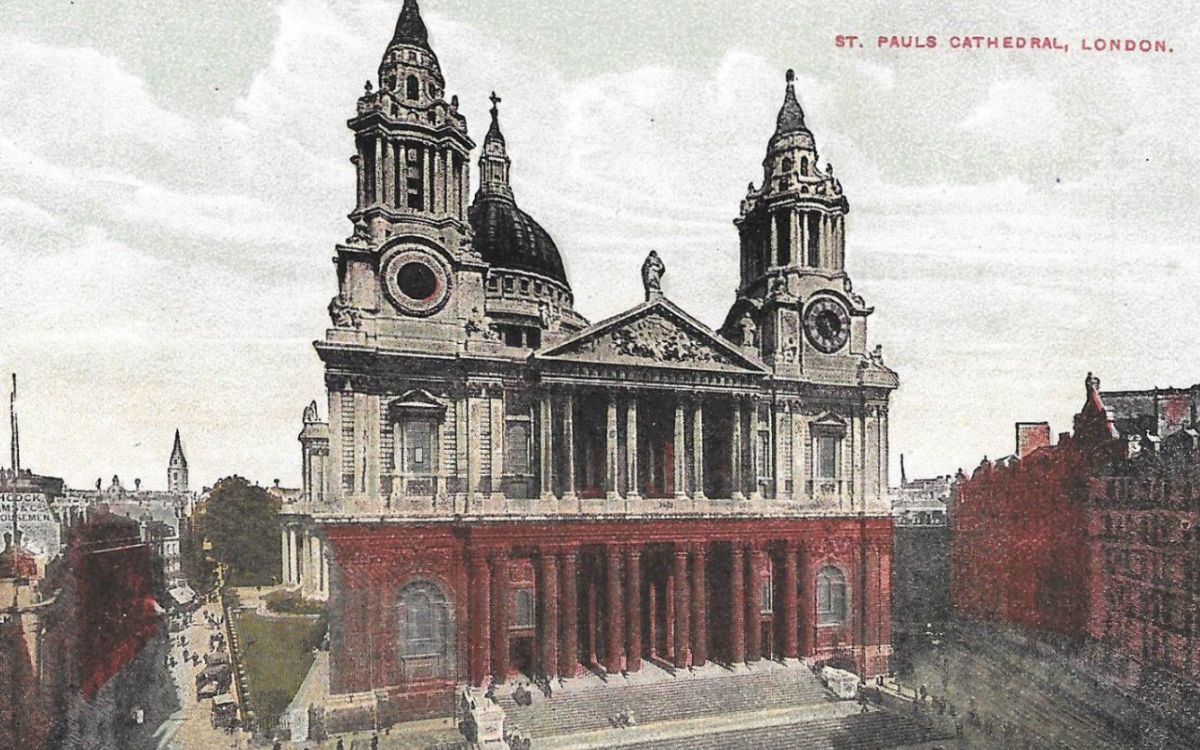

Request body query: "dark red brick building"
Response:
[950, 374, 1121, 640]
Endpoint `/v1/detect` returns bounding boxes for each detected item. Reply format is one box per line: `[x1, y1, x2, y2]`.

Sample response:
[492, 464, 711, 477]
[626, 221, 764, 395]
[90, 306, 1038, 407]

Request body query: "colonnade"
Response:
[538, 390, 766, 504]
[280, 523, 330, 601]
[467, 538, 819, 686]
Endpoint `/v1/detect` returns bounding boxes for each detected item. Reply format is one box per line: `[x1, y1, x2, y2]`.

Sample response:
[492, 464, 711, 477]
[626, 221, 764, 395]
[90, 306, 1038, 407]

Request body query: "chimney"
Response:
[1015, 422, 1052, 459]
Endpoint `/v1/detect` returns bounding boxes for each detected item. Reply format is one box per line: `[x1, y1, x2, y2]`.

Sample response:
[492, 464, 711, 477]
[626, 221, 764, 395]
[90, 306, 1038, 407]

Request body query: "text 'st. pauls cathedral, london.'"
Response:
[280, 0, 898, 730]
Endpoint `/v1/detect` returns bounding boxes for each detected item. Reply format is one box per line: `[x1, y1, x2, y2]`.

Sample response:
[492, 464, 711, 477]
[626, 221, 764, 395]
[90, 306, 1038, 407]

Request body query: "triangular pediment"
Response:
[538, 298, 767, 373]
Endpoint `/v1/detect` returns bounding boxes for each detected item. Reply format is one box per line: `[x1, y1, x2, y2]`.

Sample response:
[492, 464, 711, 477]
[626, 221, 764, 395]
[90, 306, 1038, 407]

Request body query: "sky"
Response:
[1, 0, 1197, 491]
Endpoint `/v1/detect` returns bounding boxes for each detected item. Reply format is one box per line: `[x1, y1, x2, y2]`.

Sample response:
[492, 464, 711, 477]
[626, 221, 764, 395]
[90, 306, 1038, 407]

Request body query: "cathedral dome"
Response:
[468, 93, 571, 288]
[469, 198, 569, 286]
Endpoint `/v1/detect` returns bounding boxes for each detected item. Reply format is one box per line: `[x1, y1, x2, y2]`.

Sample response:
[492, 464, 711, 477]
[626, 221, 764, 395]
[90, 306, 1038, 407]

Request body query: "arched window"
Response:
[816, 566, 847, 626]
[399, 580, 447, 657]
[406, 75, 420, 100]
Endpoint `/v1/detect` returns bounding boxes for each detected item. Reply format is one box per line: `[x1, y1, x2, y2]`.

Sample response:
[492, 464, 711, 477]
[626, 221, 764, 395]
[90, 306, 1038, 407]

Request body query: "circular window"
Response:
[382, 249, 452, 317]
[397, 262, 438, 301]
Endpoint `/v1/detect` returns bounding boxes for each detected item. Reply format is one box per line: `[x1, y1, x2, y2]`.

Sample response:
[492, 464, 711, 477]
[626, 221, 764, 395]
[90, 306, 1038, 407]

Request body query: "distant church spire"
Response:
[168, 429, 188, 493]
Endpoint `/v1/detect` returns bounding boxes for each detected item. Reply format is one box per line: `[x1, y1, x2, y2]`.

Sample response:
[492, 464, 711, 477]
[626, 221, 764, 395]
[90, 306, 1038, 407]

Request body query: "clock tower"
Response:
[722, 70, 882, 386]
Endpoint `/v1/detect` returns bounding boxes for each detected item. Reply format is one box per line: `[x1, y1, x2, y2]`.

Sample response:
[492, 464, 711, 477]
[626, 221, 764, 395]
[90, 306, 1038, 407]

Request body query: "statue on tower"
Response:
[641, 250, 665, 301]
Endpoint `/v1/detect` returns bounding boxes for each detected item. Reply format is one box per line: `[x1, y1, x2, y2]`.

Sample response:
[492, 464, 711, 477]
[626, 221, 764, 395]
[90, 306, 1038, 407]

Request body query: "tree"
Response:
[192, 476, 282, 587]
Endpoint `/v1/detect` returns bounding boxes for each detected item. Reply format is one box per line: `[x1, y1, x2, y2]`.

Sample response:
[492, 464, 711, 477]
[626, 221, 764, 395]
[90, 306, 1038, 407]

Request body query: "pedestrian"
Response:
[336, 739, 344, 750]
[371, 735, 379, 750]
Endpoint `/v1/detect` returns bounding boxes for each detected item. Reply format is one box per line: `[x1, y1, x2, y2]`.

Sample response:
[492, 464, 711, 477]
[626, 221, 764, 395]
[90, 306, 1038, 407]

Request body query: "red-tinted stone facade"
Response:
[324, 517, 892, 724]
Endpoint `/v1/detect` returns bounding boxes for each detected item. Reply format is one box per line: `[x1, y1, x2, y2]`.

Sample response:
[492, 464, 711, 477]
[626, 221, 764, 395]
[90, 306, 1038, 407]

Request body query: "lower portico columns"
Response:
[674, 401, 687, 501]
[673, 546, 691, 669]
[559, 548, 580, 677]
[692, 400, 706, 501]
[491, 552, 511, 681]
[730, 544, 746, 663]
[782, 541, 799, 659]
[746, 544, 763, 662]
[690, 543, 707, 666]
[539, 551, 559, 678]
[625, 546, 642, 672]
[797, 543, 812, 657]
[470, 550, 492, 685]
[605, 546, 624, 673]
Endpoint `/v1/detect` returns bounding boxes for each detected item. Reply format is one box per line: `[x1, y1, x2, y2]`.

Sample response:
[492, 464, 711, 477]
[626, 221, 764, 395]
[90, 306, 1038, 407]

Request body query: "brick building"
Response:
[950, 373, 1121, 640]
[1086, 429, 1200, 704]
[283, 0, 898, 731]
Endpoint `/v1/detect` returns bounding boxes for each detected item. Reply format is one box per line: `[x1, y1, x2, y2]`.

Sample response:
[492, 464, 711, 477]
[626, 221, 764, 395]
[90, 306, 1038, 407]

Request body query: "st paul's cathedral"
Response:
[280, 0, 898, 730]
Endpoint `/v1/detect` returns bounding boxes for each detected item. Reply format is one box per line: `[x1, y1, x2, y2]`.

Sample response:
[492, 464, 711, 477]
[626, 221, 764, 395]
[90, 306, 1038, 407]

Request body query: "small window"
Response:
[402, 420, 435, 475]
[506, 422, 530, 474]
[817, 566, 847, 625]
[816, 435, 840, 480]
[514, 588, 535, 629]
[406, 75, 420, 100]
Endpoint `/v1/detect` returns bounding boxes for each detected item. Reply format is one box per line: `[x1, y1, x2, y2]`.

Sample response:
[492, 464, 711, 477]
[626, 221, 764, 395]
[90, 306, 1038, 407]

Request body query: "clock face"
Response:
[803, 298, 850, 353]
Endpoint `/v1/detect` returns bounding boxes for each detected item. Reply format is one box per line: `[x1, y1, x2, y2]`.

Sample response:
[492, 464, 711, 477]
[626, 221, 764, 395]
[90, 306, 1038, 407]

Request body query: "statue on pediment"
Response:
[641, 251, 665, 301]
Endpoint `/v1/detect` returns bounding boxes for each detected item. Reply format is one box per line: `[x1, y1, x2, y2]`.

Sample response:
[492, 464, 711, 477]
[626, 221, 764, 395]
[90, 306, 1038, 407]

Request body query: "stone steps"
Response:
[498, 666, 831, 739]
[615, 711, 948, 750]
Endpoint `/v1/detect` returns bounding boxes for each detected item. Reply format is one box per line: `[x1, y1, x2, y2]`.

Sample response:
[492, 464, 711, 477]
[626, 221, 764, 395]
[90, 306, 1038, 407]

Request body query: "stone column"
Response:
[797, 543, 812, 657]
[748, 402, 761, 502]
[423, 147, 433, 213]
[539, 392, 554, 502]
[382, 140, 394, 206]
[746, 545, 762, 662]
[471, 550, 492, 685]
[373, 136, 383, 205]
[491, 552, 510, 681]
[539, 552, 559, 678]
[606, 391, 620, 502]
[730, 545, 746, 664]
[625, 546, 642, 672]
[674, 401, 688, 501]
[559, 549, 579, 677]
[692, 400, 706, 501]
[673, 547, 690, 669]
[783, 542, 799, 659]
[321, 541, 330, 597]
[625, 396, 640, 503]
[691, 543, 708, 666]
[281, 527, 290, 585]
[731, 401, 744, 501]
[605, 546, 624, 673]
[563, 393, 578, 505]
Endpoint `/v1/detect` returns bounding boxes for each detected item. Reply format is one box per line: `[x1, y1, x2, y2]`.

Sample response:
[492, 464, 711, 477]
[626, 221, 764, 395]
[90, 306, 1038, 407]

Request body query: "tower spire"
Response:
[774, 69, 809, 137]
[389, 0, 432, 53]
[477, 91, 514, 202]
